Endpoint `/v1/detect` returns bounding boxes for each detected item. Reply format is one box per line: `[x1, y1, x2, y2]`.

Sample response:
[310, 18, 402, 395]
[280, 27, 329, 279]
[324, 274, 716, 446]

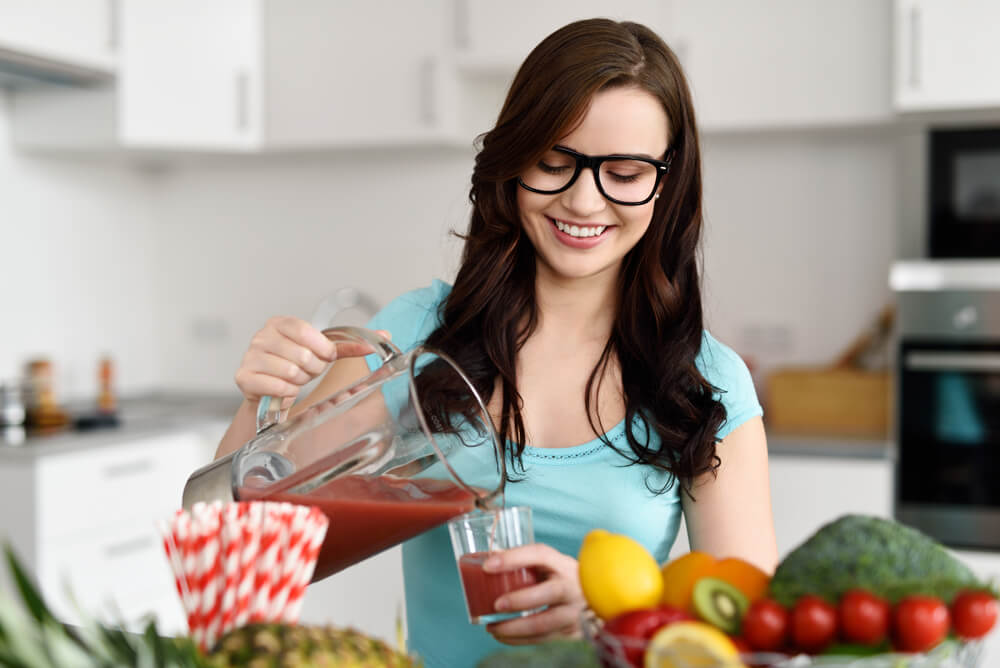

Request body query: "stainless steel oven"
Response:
[893, 264, 1000, 549]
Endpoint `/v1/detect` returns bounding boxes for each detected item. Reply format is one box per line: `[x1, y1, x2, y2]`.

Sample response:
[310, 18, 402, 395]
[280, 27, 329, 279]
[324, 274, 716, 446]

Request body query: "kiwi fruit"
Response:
[692, 576, 750, 635]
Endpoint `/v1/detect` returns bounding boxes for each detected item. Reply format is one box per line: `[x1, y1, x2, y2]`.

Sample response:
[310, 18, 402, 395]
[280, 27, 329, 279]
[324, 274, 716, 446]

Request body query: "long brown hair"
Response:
[419, 18, 725, 495]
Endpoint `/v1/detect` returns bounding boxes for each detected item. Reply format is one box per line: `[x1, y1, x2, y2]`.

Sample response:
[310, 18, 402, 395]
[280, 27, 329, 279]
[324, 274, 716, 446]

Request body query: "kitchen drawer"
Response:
[36, 432, 203, 541]
[38, 520, 178, 626]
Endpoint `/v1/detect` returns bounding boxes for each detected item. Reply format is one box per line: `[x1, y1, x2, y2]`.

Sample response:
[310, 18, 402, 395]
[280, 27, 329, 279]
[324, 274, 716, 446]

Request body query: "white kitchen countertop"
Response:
[0, 392, 241, 460]
[767, 432, 893, 460]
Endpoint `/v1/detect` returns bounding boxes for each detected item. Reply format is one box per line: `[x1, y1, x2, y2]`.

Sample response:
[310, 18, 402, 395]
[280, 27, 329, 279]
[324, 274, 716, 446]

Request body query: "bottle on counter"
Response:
[97, 355, 117, 416]
[24, 359, 69, 433]
[0, 379, 27, 445]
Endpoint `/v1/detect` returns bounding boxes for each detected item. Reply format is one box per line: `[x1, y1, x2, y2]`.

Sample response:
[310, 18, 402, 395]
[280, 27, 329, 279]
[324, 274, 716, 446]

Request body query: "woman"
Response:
[216, 18, 777, 667]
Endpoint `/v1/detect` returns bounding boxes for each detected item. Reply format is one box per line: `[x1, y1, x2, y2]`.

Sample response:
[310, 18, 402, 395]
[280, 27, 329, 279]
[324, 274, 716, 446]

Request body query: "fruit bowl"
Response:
[580, 610, 985, 668]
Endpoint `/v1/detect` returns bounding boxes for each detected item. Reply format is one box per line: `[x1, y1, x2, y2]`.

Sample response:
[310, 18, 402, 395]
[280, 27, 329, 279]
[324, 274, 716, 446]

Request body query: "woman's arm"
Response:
[681, 416, 778, 574]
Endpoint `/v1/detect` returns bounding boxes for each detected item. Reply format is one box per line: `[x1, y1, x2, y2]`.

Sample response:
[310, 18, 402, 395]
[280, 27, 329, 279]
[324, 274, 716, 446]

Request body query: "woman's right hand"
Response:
[235, 316, 337, 405]
[235, 317, 390, 406]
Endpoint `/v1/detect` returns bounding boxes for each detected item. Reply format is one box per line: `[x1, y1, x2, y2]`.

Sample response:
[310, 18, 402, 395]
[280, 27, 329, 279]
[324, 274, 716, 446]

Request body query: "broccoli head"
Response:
[768, 514, 993, 607]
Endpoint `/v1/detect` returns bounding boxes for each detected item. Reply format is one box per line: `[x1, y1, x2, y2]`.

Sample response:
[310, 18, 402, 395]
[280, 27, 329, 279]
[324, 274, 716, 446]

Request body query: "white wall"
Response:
[701, 129, 897, 375]
[147, 147, 476, 392]
[0, 91, 161, 400]
[0, 92, 899, 401]
[146, 131, 897, 395]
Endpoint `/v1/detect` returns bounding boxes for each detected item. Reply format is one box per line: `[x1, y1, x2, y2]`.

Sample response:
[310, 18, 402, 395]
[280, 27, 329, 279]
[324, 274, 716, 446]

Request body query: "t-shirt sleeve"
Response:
[696, 330, 764, 441]
[364, 280, 451, 371]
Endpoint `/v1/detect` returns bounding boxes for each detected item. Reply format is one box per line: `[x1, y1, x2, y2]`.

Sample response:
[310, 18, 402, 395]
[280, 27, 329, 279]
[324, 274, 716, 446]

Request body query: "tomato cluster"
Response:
[739, 589, 998, 655]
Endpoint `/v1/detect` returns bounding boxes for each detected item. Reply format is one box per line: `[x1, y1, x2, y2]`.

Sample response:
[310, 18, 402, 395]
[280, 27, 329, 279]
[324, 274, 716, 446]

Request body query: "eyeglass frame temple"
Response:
[516, 146, 674, 206]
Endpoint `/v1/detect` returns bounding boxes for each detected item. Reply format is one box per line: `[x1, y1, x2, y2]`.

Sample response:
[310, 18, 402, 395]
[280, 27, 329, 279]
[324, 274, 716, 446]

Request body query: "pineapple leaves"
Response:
[3, 543, 56, 628]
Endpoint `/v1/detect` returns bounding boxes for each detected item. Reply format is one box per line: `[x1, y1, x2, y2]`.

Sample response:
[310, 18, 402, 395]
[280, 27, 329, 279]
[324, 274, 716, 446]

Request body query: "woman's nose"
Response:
[560, 168, 607, 216]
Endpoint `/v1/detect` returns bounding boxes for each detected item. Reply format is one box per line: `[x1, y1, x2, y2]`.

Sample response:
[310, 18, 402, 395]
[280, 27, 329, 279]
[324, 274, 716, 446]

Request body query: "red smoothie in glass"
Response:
[239, 474, 477, 581]
[458, 551, 539, 620]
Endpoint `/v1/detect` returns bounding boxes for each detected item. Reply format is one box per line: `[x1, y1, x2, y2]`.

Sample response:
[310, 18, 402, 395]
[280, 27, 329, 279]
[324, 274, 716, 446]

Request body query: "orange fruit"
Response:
[711, 557, 771, 604]
[660, 551, 717, 612]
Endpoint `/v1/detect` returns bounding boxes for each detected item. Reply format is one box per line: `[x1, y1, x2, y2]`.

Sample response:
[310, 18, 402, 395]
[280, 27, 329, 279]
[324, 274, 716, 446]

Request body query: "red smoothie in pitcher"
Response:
[458, 551, 539, 620]
[239, 475, 477, 581]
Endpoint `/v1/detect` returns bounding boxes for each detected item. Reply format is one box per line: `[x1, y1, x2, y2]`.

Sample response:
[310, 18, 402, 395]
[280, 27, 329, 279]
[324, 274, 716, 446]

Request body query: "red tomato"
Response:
[730, 636, 752, 654]
[893, 595, 950, 653]
[742, 599, 790, 652]
[791, 595, 838, 653]
[603, 605, 693, 667]
[951, 590, 999, 640]
[838, 589, 891, 646]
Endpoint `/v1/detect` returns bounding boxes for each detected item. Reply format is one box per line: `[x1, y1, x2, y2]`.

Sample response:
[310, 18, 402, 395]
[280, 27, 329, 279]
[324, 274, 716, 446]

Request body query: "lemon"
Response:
[578, 529, 663, 620]
[644, 621, 743, 668]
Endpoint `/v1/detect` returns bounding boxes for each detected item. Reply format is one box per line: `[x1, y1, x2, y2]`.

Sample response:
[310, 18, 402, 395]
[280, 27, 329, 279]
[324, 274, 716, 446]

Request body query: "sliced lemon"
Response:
[644, 621, 744, 668]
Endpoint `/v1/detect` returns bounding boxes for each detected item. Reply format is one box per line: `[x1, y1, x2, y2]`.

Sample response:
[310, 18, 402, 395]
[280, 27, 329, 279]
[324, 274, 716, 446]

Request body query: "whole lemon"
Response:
[578, 529, 664, 620]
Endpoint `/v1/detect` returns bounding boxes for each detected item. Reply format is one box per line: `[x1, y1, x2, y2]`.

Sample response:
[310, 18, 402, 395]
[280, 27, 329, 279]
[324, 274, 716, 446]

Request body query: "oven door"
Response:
[896, 341, 1000, 548]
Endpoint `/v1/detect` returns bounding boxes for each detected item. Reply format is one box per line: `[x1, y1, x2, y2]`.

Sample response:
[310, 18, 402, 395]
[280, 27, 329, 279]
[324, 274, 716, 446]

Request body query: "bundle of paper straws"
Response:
[159, 501, 328, 651]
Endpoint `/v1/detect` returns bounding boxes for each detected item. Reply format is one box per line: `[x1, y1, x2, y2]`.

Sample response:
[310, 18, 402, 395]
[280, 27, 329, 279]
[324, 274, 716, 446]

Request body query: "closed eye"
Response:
[606, 171, 642, 183]
[539, 161, 572, 175]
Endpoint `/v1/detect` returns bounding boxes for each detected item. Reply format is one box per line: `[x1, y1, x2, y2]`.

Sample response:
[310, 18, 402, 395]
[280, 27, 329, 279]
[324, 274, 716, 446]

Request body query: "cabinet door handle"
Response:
[103, 458, 153, 478]
[907, 4, 921, 89]
[104, 535, 154, 559]
[905, 351, 1000, 372]
[235, 70, 250, 132]
[452, 0, 469, 50]
[107, 0, 119, 51]
[419, 58, 436, 127]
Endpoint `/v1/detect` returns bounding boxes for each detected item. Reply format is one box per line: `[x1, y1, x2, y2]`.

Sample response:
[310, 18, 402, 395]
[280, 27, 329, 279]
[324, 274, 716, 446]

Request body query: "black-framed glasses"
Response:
[517, 145, 674, 206]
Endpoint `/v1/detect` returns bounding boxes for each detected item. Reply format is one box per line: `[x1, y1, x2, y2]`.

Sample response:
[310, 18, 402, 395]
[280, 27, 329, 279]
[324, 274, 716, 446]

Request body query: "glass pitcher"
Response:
[182, 326, 506, 581]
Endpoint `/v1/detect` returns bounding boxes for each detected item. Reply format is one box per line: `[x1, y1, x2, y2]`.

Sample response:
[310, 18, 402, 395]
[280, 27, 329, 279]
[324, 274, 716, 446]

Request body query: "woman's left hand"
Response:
[482, 543, 587, 645]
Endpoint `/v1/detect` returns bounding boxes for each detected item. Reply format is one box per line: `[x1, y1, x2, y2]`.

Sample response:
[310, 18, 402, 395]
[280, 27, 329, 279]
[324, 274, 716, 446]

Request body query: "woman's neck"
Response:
[532, 264, 618, 344]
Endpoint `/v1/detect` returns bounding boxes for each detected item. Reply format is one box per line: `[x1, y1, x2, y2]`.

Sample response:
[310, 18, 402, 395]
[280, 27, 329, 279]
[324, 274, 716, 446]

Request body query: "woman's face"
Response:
[517, 86, 670, 285]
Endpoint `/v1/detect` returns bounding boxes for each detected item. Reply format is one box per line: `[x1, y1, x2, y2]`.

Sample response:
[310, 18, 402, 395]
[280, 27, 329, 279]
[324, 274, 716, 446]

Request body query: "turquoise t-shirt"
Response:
[366, 280, 762, 668]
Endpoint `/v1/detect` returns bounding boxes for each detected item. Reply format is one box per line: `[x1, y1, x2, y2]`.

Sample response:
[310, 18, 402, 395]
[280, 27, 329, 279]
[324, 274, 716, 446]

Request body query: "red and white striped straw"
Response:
[158, 501, 328, 652]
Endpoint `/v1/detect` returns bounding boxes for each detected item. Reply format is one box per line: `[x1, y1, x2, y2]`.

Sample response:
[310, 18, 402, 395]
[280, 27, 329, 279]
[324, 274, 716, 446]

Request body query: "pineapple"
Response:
[1, 544, 420, 668]
[206, 625, 419, 667]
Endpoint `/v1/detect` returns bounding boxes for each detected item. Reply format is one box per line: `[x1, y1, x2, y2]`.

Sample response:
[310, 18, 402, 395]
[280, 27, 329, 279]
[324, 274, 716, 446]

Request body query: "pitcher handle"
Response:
[255, 326, 402, 434]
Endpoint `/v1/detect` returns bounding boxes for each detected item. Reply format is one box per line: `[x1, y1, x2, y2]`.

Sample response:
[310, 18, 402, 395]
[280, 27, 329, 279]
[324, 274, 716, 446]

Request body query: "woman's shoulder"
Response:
[366, 280, 452, 351]
[696, 330, 763, 439]
[696, 330, 747, 381]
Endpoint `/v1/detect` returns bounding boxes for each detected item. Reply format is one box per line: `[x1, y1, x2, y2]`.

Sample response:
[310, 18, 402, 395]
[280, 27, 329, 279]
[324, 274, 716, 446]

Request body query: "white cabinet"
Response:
[894, 0, 1000, 112]
[0, 428, 222, 635]
[766, 454, 893, 557]
[667, 0, 893, 131]
[13, 0, 451, 151]
[0, 0, 116, 73]
[450, 0, 894, 136]
[453, 0, 663, 70]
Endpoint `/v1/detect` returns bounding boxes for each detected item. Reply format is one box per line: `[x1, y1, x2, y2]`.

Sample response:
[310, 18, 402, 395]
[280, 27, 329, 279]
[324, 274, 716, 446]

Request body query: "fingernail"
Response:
[483, 557, 501, 571]
[494, 597, 508, 611]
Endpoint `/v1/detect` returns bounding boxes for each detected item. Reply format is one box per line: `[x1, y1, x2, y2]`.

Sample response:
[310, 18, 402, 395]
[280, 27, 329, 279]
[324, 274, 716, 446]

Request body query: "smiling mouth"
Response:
[546, 216, 609, 238]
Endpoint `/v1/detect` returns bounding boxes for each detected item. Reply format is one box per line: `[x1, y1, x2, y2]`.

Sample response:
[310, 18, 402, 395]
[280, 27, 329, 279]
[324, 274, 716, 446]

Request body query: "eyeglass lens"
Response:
[521, 149, 660, 204]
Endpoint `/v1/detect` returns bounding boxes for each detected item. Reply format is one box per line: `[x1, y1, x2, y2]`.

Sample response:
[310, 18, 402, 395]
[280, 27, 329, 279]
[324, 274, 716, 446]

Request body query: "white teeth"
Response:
[553, 219, 607, 238]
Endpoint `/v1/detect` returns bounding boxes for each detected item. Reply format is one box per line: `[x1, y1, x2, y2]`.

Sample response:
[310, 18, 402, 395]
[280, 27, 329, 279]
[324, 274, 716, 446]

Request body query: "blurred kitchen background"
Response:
[3, 0, 1000, 659]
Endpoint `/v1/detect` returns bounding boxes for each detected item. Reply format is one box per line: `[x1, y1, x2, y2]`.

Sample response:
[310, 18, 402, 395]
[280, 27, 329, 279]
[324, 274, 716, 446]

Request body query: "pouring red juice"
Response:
[239, 474, 478, 581]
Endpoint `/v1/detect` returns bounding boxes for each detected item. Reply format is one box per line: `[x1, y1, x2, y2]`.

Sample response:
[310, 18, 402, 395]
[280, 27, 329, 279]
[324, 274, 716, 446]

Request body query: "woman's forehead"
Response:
[554, 87, 670, 156]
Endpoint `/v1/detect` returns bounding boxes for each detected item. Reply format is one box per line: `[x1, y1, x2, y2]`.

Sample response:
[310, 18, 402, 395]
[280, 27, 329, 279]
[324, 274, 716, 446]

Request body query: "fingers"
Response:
[235, 316, 394, 404]
[482, 543, 566, 574]
[486, 604, 584, 645]
[495, 578, 569, 613]
[234, 368, 301, 401]
[274, 317, 337, 361]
